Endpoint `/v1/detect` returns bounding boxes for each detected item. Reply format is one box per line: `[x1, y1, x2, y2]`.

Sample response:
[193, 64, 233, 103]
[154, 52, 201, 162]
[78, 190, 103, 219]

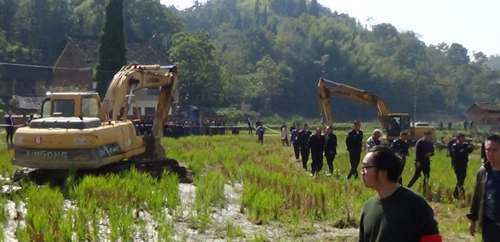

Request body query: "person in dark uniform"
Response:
[256, 123, 265, 144]
[297, 123, 312, 171]
[28, 114, 34, 124]
[407, 130, 434, 188]
[446, 134, 458, 166]
[308, 127, 325, 176]
[346, 120, 363, 179]
[450, 133, 473, 199]
[5, 111, 14, 144]
[448, 121, 452, 131]
[324, 126, 337, 175]
[290, 125, 300, 162]
[391, 131, 410, 185]
[289, 123, 296, 134]
[247, 118, 253, 135]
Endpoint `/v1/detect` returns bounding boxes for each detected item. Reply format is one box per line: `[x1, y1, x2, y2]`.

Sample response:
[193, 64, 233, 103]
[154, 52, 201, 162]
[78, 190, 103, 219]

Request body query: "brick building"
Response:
[464, 102, 500, 125]
[52, 35, 176, 116]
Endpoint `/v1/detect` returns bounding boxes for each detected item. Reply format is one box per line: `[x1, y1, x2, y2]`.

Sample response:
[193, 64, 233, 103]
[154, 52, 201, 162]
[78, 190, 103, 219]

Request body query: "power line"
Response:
[0, 62, 118, 74]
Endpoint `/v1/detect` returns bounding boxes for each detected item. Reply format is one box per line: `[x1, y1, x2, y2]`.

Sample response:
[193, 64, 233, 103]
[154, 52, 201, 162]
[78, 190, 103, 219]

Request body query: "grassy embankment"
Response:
[0, 124, 485, 241]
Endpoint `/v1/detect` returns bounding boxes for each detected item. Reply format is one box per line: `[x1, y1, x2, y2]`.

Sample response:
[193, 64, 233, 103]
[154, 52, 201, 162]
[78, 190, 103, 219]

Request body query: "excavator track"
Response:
[12, 158, 192, 186]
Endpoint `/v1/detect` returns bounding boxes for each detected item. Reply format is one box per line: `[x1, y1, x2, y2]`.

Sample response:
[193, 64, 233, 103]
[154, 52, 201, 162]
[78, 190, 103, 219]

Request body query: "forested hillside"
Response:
[1, 0, 499, 121]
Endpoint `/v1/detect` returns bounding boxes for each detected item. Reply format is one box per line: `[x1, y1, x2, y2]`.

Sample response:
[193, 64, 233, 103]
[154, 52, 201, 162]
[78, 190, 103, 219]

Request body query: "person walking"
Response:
[5, 111, 14, 144]
[391, 131, 410, 185]
[324, 126, 337, 175]
[247, 118, 253, 135]
[463, 120, 468, 131]
[291, 125, 300, 161]
[297, 123, 312, 171]
[448, 121, 452, 131]
[439, 121, 443, 131]
[467, 134, 500, 242]
[346, 120, 363, 179]
[407, 130, 434, 188]
[281, 124, 289, 146]
[446, 134, 458, 167]
[308, 127, 325, 176]
[451, 133, 473, 199]
[256, 123, 265, 144]
[359, 146, 441, 242]
[365, 129, 381, 152]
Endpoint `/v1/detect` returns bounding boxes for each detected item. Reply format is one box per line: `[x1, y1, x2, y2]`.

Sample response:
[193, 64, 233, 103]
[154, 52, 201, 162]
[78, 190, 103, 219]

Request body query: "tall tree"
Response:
[447, 43, 470, 67]
[93, 0, 127, 98]
[254, 0, 261, 25]
[169, 30, 222, 106]
[308, 0, 319, 17]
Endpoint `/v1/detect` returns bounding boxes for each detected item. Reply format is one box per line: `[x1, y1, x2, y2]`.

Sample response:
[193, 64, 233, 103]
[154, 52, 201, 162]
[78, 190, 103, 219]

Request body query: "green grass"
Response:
[0, 126, 486, 241]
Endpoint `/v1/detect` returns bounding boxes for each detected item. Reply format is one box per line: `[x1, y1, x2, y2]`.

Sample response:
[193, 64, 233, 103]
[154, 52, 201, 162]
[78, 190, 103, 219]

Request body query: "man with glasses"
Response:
[359, 146, 441, 242]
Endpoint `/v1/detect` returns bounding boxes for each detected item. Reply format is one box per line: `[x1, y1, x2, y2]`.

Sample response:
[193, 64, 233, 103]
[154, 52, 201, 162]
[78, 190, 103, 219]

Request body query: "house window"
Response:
[145, 107, 155, 116]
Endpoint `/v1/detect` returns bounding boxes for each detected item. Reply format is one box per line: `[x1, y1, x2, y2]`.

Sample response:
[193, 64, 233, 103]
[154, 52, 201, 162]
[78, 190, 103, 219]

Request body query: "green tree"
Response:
[447, 43, 470, 67]
[486, 55, 500, 70]
[169, 30, 222, 106]
[93, 0, 127, 98]
[254, 0, 261, 26]
[308, 0, 319, 17]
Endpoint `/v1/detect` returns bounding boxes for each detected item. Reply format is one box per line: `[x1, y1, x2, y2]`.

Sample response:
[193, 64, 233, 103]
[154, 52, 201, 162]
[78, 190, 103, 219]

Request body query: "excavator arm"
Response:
[97, 64, 178, 158]
[318, 77, 391, 127]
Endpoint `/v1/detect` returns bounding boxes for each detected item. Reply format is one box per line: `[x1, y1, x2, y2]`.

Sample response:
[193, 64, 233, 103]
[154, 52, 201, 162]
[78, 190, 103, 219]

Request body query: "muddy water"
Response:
[173, 183, 358, 242]
[0, 182, 472, 241]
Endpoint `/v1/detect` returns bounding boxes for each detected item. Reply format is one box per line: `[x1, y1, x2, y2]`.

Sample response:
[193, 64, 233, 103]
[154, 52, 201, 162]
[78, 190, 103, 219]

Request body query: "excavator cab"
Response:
[384, 114, 412, 140]
[41, 92, 101, 118]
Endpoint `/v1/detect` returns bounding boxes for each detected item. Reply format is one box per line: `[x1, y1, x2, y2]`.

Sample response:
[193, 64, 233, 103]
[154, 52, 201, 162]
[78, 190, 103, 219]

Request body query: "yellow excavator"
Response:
[318, 77, 434, 143]
[12, 64, 190, 183]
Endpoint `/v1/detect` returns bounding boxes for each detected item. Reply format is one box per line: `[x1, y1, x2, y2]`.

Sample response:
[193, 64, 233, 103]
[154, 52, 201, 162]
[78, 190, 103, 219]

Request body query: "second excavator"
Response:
[318, 77, 434, 143]
[12, 64, 191, 184]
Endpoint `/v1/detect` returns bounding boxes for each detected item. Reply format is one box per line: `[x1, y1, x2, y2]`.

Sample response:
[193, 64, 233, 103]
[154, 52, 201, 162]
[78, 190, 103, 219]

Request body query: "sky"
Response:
[161, 0, 500, 57]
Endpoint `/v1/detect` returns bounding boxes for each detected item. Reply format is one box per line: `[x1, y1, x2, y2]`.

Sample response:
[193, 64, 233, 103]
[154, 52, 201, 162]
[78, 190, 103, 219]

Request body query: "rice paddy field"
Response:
[0, 123, 487, 241]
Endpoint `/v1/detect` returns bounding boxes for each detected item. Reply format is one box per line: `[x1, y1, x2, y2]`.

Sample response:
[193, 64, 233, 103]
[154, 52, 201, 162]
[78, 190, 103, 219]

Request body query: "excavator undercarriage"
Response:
[12, 134, 192, 186]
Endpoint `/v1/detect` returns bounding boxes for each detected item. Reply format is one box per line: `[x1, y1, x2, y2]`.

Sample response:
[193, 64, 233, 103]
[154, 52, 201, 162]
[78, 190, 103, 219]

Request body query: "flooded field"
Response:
[0, 133, 484, 241]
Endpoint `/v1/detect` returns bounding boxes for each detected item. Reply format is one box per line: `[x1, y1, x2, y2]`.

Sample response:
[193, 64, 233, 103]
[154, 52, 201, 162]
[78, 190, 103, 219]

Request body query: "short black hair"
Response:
[457, 133, 465, 139]
[303, 123, 308, 126]
[424, 130, 432, 136]
[486, 135, 500, 146]
[354, 120, 360, 125]
[370, 146, 401, 183]
[400, 131, 408, 136]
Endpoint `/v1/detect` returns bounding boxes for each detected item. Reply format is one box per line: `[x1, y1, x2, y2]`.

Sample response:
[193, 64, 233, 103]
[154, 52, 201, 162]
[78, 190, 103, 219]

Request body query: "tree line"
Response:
[1, 0, 499, 121]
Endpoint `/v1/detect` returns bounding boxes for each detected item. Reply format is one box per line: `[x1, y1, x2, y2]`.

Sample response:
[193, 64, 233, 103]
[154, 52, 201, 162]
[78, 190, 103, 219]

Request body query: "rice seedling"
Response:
[0, 124, 489, 241]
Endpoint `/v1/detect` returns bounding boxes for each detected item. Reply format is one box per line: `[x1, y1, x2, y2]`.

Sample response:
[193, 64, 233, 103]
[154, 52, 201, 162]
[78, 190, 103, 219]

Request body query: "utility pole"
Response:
[413, 95, 417, 124]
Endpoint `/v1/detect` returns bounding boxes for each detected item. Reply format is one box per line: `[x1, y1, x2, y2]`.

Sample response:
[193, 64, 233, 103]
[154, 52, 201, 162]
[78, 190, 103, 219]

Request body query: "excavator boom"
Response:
[318, 78, 390, 127]
[318, 77, 434, 143]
